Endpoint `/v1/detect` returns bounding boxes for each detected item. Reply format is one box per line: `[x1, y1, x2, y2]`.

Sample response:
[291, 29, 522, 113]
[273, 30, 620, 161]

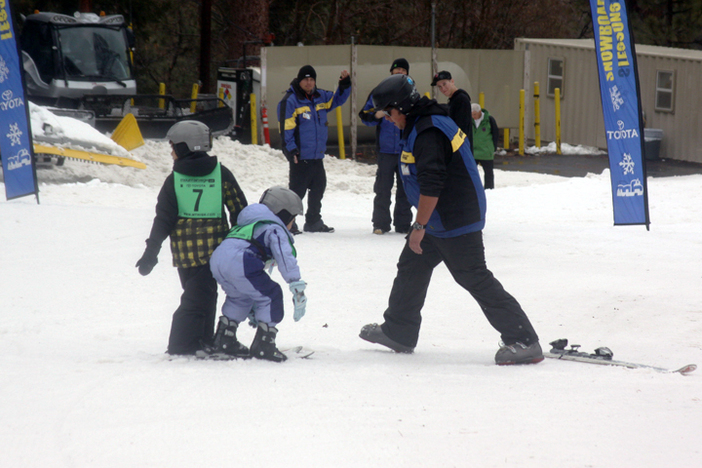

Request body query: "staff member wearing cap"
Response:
[431, 70, 474, 151]
[359, 58, 412, 235]
[277, 65, 351, 233]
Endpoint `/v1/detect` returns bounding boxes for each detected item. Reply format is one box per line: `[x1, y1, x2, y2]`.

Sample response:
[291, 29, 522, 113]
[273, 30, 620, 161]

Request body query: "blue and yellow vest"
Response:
[278, 84, 351, 160]
[399, 114, 486, 237]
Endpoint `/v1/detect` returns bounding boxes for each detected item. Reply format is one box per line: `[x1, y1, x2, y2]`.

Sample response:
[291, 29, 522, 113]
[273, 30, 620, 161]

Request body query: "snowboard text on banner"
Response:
[0, 0, 39, 201]
[589, 0, 649, 227]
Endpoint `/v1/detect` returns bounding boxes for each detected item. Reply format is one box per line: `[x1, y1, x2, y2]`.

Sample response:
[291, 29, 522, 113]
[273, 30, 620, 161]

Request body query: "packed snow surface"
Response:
[1, 138, 701, 467]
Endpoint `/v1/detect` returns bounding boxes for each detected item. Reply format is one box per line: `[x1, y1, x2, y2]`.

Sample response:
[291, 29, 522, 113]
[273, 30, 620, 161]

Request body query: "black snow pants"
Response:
[381, 230, 538, 348]
[372, 152, 412, 232]
[168, 264, 218, 355]
[289, 159, 326, 226]
[476, 159, 495, 189]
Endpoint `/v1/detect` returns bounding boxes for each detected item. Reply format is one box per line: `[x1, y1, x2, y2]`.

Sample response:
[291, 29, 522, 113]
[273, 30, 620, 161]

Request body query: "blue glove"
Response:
[289, 280, 307, 321]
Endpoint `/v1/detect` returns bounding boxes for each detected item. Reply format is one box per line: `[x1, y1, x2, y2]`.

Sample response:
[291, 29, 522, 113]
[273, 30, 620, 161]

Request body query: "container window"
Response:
[655, 70, 674, 112]
[547, 58, 564, 97]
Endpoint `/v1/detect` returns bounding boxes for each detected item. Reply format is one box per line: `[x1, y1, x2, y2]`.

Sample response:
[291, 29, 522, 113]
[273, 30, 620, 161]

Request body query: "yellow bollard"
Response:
[336, 106, 345, 159]
[250, 94, 258, 145]
[555, 88, 562, 155]
[503, 128, 510, 151]
[478, 92, 484, 109]
[190, 83, 199, 114]
[519, 89, 525, 156]
[158, 83, 166, 109]
[534, 82, 541, 148]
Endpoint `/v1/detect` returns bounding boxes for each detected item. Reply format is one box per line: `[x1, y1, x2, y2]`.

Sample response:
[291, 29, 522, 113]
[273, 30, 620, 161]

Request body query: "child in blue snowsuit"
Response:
[206, 187, 306, 362]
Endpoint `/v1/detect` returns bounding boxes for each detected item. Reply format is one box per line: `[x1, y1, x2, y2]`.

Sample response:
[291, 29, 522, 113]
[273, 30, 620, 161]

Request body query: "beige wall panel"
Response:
[516, 38, 702, 163]
[265, 45, 524, 149]
[264, 41, 702, 163]
[637, 54, 702, 162]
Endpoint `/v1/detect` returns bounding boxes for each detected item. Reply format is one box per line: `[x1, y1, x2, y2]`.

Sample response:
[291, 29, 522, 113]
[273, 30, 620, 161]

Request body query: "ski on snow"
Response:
[194, 346, 314, 361]
[281, 346, 315, 359]
[545, 339, 696, 375]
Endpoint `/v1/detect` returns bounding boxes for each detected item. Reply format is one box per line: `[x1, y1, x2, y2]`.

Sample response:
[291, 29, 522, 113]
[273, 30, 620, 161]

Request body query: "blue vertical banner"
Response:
[0, 0, 38, 201]
[590, 0, 649, 227]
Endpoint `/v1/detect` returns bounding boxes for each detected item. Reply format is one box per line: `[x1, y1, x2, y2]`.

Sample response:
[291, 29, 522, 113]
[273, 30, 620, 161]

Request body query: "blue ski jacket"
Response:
[359, 94, 402, 154]
[277, 79, 350, 162]
[216, 203, 300, 284]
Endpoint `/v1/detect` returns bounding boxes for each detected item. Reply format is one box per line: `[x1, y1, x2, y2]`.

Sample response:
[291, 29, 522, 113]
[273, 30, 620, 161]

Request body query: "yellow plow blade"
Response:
[33, 144, 147, 170]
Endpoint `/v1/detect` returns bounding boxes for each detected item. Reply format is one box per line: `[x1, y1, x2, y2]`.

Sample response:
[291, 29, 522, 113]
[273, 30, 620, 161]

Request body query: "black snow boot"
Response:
[202, 316, 250, 357]
[250, 323, 287, 362]
[359, 323, 414, 353]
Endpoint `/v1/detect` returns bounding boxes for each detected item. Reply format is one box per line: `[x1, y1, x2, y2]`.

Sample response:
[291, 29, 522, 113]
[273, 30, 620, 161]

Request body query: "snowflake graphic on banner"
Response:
[619, 152, 635, 175]
[0, 55, 9, 83]
[609, 85, 624, 112]
[6, 122, 23, 146]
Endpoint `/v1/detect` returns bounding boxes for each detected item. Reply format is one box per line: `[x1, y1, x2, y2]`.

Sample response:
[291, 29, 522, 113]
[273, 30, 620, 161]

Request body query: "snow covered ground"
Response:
[1, 138, 701, 467]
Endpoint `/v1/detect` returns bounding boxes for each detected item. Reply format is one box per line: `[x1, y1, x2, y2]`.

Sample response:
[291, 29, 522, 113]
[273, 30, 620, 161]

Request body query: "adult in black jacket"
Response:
[431, 70, 473, 151]
[136, 121, 247, 355]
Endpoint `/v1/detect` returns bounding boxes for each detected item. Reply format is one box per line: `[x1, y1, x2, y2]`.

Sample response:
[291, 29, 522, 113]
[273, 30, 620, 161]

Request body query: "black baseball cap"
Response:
[431, 70, 452, 86]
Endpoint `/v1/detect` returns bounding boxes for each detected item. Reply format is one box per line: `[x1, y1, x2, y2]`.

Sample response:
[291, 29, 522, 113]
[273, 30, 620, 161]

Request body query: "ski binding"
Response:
[545, 339, 696, 375]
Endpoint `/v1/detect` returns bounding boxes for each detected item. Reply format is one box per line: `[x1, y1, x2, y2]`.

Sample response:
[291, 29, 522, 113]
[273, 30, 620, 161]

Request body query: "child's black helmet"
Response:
[259, 186, 304, 226]
[370, 74, 420, 114]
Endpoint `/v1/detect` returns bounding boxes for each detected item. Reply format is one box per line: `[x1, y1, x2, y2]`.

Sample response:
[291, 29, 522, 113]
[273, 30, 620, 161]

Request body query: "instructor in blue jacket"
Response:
[359, 74, 542, 366]
[359, 58, 412, 235]
[277, 65, 351, 233]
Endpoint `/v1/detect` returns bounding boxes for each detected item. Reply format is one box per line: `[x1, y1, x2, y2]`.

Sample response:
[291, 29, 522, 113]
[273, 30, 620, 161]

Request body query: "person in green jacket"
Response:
[471, 103, 499, 189]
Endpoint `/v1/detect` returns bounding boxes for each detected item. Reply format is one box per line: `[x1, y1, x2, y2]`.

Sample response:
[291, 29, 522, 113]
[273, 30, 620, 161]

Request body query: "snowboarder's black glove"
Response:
[136, 240, 160, 276]
[338, 74, 351, 90]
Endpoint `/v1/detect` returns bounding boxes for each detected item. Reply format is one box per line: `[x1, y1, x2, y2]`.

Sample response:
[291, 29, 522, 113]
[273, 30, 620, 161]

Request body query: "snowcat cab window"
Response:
[20, 21, 57, 84]
[57, 26, 133, 81]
